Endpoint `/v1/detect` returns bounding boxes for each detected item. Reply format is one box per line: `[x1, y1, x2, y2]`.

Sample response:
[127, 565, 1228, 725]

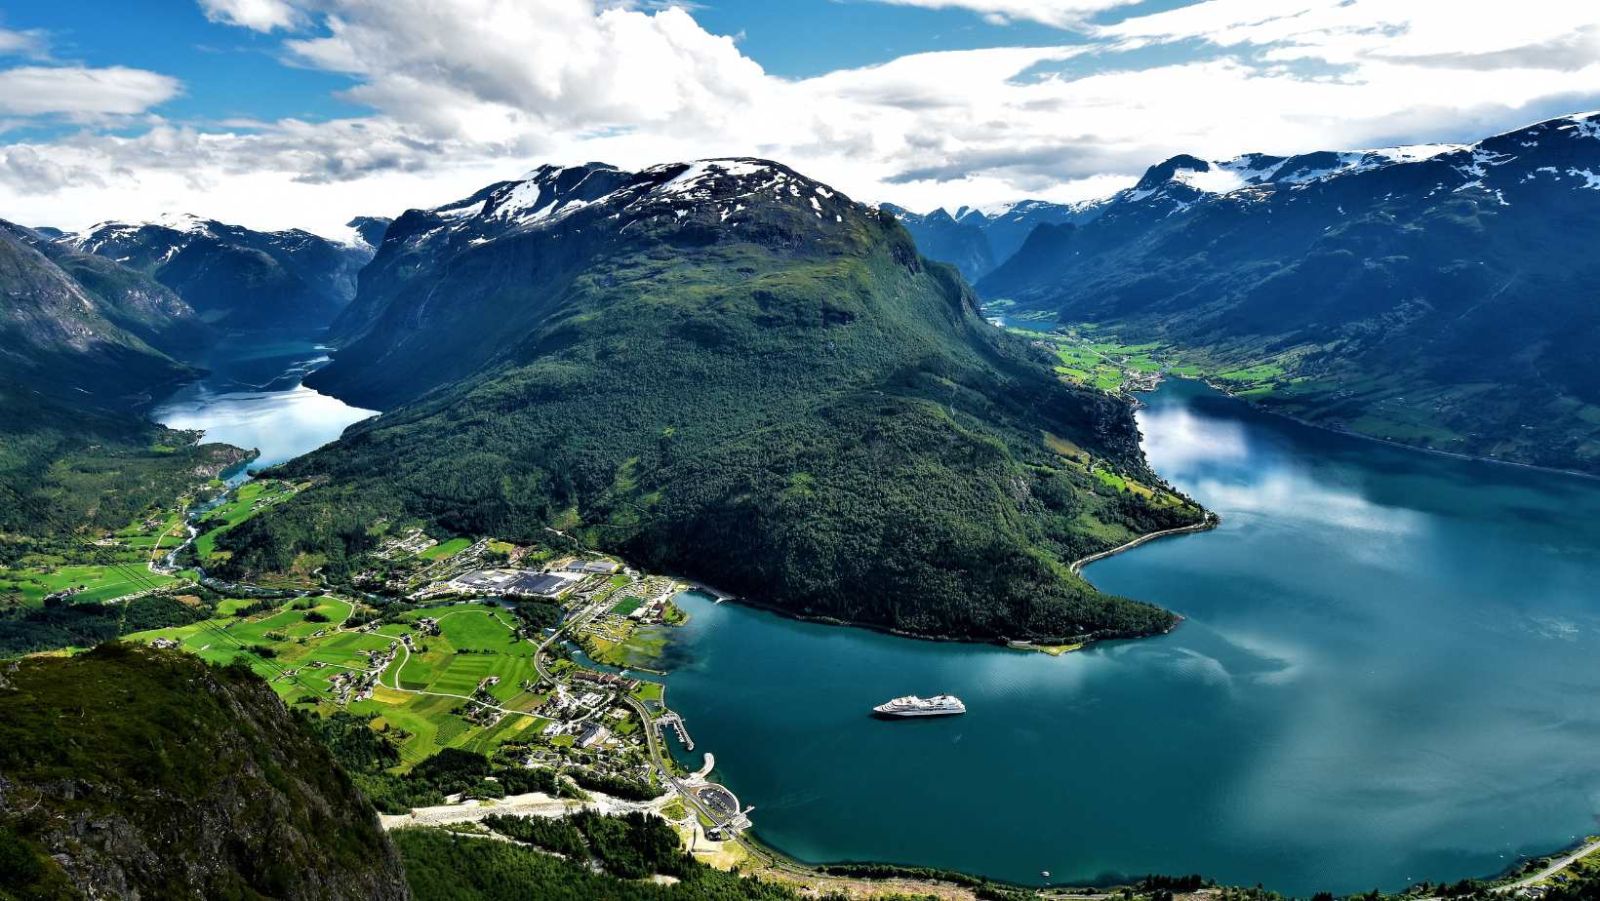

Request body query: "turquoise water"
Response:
[152, 334, 376, 472]
[661, 379, 1600, 895]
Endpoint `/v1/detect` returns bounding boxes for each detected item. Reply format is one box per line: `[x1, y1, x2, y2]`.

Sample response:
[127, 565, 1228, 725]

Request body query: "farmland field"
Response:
[125, 597, 556, 765]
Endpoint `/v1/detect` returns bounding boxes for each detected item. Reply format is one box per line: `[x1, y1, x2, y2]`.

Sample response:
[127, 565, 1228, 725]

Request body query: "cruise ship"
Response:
[872, 694, 966, 718]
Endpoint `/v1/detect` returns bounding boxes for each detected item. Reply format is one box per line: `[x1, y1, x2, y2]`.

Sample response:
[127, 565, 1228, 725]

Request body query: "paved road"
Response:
[523, 594, 795, 871]
[1498, 838, 1600, 893]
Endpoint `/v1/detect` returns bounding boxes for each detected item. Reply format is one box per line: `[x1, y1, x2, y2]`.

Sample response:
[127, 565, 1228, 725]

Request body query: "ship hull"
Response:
[871, 708, 965, 718]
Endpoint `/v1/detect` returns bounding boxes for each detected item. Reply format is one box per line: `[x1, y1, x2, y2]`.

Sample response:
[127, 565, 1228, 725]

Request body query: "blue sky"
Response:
[2, 0, 1599, 235]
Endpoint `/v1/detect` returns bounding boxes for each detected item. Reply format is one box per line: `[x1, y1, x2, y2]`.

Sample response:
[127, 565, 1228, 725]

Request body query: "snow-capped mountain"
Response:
[64, 214, 375, 331]
[888, 198, 1098, 281]
[977, 111, 1600, 474]
[0, 219, 201, 408]
[315, 158, 895, 408]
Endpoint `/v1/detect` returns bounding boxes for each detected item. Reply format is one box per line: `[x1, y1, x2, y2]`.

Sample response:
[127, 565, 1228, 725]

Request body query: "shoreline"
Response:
[1191, 376, 1600, 483]
[671, 581, 1182, 653]
[1068, 512, 1220, 578]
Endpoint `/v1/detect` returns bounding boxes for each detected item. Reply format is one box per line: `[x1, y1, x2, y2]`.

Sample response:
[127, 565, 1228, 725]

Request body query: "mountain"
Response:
[0, 220, 198, 409]
[879, 204, 993, 282]
[347, 215, 394, 248]
[0, 643, 409, 899]
[889, 199, 1096, 281]
[66, 213, 375, 331]
[979, 112, 1600, 473]
[0, 220, 250, 541]
[231, 159, 1203, 644]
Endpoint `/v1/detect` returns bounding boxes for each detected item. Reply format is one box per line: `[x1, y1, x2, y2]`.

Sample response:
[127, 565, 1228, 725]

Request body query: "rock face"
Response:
[0, 644, 410, 900]
[231, 157, 1203, 643]
[67, 213, 374, 332]
[887, 199, 1095, 281]
[0, 220, 198, 408]
[978, 111, 1600, 472]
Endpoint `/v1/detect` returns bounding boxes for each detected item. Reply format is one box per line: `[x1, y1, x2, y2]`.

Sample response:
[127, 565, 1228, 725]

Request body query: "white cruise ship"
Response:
[872, 694, 966, 717]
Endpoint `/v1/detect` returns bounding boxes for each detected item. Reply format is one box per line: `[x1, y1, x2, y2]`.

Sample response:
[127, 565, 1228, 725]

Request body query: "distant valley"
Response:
[894, 112, 1600, 474]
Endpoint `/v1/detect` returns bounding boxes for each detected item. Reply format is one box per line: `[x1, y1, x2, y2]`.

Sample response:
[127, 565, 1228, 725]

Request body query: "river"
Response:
[152, 333, 376, 474]
[659, 379, 1600, 895]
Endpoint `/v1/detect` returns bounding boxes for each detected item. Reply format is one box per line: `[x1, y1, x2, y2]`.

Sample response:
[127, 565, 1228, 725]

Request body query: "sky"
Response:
[3, 0, 1600, 237]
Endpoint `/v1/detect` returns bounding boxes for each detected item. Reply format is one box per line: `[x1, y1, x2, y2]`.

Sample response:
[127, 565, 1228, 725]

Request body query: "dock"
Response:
[656, 711, 694, 751]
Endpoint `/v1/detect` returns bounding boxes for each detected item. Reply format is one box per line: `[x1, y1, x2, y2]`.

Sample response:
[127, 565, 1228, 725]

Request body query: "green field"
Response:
[193, 480, 300, 561]
[0, 562, 175, 607]
[1009, 327, 1169, 393]
[126, 599, 554, 767]
[420, 537, 472, 560]
[0, 496, 205, 609]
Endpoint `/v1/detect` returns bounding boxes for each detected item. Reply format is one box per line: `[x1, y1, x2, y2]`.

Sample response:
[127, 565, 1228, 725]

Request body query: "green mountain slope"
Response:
[225, 160, 1203, 643]
[977, 113, 1600, 472]
[0, 643, 409, 900]
[0, 221, 245, 542]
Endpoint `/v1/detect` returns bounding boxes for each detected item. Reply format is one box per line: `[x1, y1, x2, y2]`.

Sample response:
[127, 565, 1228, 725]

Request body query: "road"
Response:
[1497, 838, 1600, 893]
[522, 590, 807, 874]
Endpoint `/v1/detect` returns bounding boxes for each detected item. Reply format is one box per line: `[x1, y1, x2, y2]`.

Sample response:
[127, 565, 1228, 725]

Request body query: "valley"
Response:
[21, 298, 1600, 899]
[963, 114, 1600, 476]
[7, 146, 1600, 901]
[12, 4, 1600, 899]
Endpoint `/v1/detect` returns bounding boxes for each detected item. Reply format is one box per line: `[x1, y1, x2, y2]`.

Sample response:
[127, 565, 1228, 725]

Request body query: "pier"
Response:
[656, 711, 694, 751]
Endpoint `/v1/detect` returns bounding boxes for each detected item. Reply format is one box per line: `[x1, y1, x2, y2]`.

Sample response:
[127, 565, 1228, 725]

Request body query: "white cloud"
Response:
[864, 0, 1139, 28]
[0, 66, 180, 118]
[1100, 0, 1600, 65]
[0, 27, 48, 58]
[197, 0, 300, 32]
[5, 0, 1600, 235]
[281, 1, 768, 142]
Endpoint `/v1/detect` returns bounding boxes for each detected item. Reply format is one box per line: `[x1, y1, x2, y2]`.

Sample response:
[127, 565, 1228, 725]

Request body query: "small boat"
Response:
[871, 694, 966, 717]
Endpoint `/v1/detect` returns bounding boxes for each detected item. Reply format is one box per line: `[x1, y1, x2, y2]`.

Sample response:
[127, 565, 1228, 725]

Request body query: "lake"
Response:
[660, 379, 1600, 895]
[153, 333, 377, 472]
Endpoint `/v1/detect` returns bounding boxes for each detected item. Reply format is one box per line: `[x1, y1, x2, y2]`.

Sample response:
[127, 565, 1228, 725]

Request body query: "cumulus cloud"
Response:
[0, 66, 180, 118]
[6, 0, 1600, 234]
[197, 0, 300, 31]
[281, 1, 768, 142]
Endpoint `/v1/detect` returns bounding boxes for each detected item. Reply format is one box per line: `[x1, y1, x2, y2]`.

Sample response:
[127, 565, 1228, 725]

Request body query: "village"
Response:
[124, 523, 753, 848]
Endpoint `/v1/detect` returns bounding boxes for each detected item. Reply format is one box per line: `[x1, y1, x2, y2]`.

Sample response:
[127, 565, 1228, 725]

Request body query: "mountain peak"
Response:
[152, 211, 214, 234]
[402, 157, 857, 252]
[1134, 154, 1211, 192]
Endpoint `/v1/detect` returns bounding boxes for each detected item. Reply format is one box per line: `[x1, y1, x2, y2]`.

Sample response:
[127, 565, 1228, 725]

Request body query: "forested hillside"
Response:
[0, 644, 409, 899]
[220, 159, 1203, 644]
[977, 113, 1600, 473]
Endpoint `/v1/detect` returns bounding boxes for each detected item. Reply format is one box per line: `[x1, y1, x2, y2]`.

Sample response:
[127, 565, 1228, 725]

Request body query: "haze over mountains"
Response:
[885, 201, 1101, 282]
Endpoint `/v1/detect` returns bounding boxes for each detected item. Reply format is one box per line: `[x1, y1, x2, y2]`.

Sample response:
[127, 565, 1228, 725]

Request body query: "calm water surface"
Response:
[661, 379, 1600, 895]
[152, 334, 376, 471]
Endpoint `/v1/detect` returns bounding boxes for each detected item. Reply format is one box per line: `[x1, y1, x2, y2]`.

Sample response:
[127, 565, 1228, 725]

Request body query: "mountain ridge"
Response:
[976, 110, 1600, 473]
[226, 156, 1204, 644]
[65, 213, 375, 332]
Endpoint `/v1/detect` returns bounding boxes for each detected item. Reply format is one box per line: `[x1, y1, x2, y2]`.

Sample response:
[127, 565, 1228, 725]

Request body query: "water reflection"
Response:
[155, 382, 376, 471]
[151, 335, 376, 471]
[660, 379, 1600, 895]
